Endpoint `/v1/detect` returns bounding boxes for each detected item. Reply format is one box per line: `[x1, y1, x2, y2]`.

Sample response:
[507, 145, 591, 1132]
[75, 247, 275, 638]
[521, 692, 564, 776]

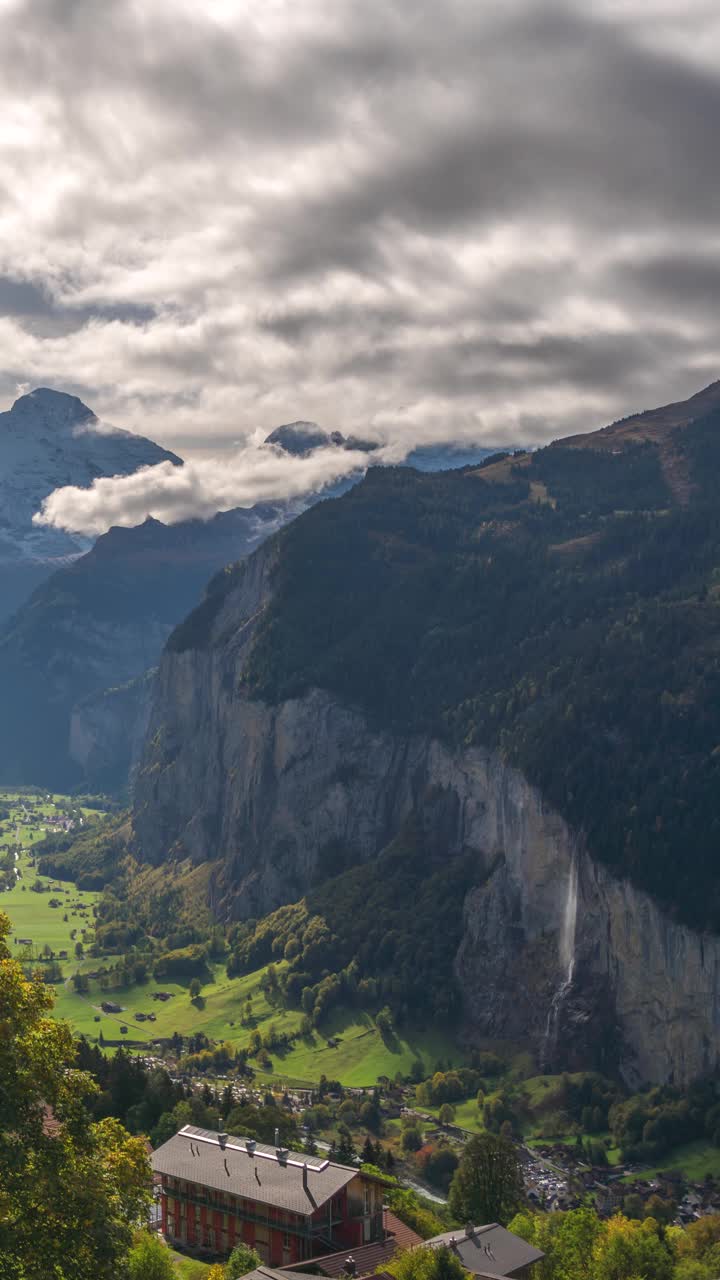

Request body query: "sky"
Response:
[3, 0, 720, 528]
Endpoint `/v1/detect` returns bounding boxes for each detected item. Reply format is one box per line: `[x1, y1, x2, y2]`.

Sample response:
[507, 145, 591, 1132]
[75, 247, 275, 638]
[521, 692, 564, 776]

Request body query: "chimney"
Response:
[303, 1162, 309, 1191]
[247, 1139, 256, 1154]
[465, 1223, 475, 1238]
[345, 1258, 356, 1276]
[218, 1132, 228, 1149]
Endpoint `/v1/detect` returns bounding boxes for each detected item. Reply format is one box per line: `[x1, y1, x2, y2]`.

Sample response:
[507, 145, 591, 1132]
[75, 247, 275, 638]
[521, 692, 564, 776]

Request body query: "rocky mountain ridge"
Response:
[0, 400, 509, 789]
[132, 377, 720, 1083]
[133, 536, 720, 1086]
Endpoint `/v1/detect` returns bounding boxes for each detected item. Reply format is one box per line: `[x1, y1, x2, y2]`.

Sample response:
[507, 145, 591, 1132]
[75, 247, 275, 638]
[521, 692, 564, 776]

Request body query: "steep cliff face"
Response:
[455, 813, 720, 1087]
[135, 549, 720, 1086]
[69, 670, 156, 791]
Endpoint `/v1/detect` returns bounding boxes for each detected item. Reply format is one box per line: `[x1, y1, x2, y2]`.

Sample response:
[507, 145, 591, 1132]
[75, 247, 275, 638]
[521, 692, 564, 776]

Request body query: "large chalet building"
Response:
[151, 1125, 387, 1265]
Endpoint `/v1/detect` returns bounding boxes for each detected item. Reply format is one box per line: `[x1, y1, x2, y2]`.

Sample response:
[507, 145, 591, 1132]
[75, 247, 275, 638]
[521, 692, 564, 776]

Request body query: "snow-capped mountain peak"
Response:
[0, 387, 182, 619]
[6, 387, 96, 432]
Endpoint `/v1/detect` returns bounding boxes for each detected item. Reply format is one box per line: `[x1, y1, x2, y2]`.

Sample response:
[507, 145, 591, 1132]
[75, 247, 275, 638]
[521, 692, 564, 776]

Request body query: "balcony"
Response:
[163, 1188, 343, 1238]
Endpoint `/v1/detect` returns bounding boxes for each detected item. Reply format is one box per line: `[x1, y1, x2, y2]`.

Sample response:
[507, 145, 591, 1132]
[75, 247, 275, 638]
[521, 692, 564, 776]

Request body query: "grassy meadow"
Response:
[52, 964, 458, 1086]
[0, 793, 103, 957]
[0, 790, 458, 1085]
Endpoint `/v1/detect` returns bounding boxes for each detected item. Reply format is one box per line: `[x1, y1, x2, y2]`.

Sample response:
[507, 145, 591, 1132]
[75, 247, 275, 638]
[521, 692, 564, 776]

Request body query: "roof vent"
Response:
[246, 1139, 256, 1154]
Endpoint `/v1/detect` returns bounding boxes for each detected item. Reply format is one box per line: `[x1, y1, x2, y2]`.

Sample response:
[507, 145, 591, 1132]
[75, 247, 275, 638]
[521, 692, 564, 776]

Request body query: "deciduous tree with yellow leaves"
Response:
[0, 908, 151, 1279]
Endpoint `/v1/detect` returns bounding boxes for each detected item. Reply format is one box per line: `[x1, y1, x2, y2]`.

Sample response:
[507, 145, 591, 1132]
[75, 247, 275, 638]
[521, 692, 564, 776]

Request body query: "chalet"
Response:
[425, 1224, 544, 1279]
[151, 1125, 387, 1264]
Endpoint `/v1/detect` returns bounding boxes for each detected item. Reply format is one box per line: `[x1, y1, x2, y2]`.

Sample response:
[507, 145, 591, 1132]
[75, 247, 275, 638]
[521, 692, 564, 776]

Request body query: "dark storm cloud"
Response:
[1, 0, 720, 530]
[261, 7, 720, 287]
[0, 276, 54, 316]
[611, 252, 720, 313]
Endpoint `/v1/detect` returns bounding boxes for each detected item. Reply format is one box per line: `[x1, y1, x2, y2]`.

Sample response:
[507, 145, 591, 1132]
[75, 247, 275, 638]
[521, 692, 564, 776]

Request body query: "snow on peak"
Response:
[8, 387, 96, 431]
[0, 386, 182, 578]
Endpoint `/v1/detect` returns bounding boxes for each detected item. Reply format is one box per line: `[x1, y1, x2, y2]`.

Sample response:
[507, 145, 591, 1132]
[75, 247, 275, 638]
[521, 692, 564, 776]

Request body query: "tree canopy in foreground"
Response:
[0, 908, 151, 1280]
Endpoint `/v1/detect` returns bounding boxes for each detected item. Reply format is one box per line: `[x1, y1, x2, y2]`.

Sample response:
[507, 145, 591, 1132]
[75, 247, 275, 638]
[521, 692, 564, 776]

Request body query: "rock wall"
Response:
[69, 669, 156, 791]
[134, 543, 720, 1085]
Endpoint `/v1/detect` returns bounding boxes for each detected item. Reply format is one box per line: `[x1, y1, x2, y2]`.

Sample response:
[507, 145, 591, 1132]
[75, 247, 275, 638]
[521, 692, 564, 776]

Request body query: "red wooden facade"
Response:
[160, 1170, 384, 1264]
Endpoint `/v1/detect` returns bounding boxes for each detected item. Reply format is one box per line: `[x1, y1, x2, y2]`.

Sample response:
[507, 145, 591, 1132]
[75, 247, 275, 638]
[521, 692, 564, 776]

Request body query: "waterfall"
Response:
[541, 855, 578, 1069]
[559, 853, 578, 981]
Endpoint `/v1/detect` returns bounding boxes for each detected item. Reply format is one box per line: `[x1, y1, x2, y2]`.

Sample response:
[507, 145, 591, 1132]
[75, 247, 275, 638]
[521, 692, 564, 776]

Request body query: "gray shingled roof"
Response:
[425, 1225, 544, 1278]
[151, 1125, 357, 1216]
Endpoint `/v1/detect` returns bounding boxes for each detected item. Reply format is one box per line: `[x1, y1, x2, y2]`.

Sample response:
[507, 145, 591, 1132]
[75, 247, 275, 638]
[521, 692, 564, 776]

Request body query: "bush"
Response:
[128, 1232, 174, 1280]
[226, 1242, 262, 1278]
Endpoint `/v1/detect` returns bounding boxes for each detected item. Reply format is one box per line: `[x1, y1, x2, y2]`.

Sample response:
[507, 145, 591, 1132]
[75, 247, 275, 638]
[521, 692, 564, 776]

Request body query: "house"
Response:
[424, 1224, 544, 1279]
[151, 1125, 388, 1264]
[101, 1001, 122, 1013]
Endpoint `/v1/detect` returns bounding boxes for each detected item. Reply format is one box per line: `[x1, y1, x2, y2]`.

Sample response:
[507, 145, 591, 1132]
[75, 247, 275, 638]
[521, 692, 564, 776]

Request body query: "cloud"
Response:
[33, 441, 381, 536]
[0, 0, 719, 477]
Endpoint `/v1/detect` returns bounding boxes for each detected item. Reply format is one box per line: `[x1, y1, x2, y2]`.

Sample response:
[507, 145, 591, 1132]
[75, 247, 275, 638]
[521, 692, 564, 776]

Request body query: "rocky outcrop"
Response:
[455, 826, 720, 1087]
[69, 669, 156, 792]
[134, 546, 720, 1086]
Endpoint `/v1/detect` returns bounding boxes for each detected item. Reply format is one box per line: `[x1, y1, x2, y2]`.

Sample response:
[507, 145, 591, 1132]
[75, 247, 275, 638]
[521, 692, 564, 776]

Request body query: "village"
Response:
[3, 788, 720, 1279]
[132, 1046, 720, 1240]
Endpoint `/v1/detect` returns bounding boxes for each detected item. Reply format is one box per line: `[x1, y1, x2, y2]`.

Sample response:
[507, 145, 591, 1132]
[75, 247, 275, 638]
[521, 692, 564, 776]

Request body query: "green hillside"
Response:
[52, 963, 456, 1086]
